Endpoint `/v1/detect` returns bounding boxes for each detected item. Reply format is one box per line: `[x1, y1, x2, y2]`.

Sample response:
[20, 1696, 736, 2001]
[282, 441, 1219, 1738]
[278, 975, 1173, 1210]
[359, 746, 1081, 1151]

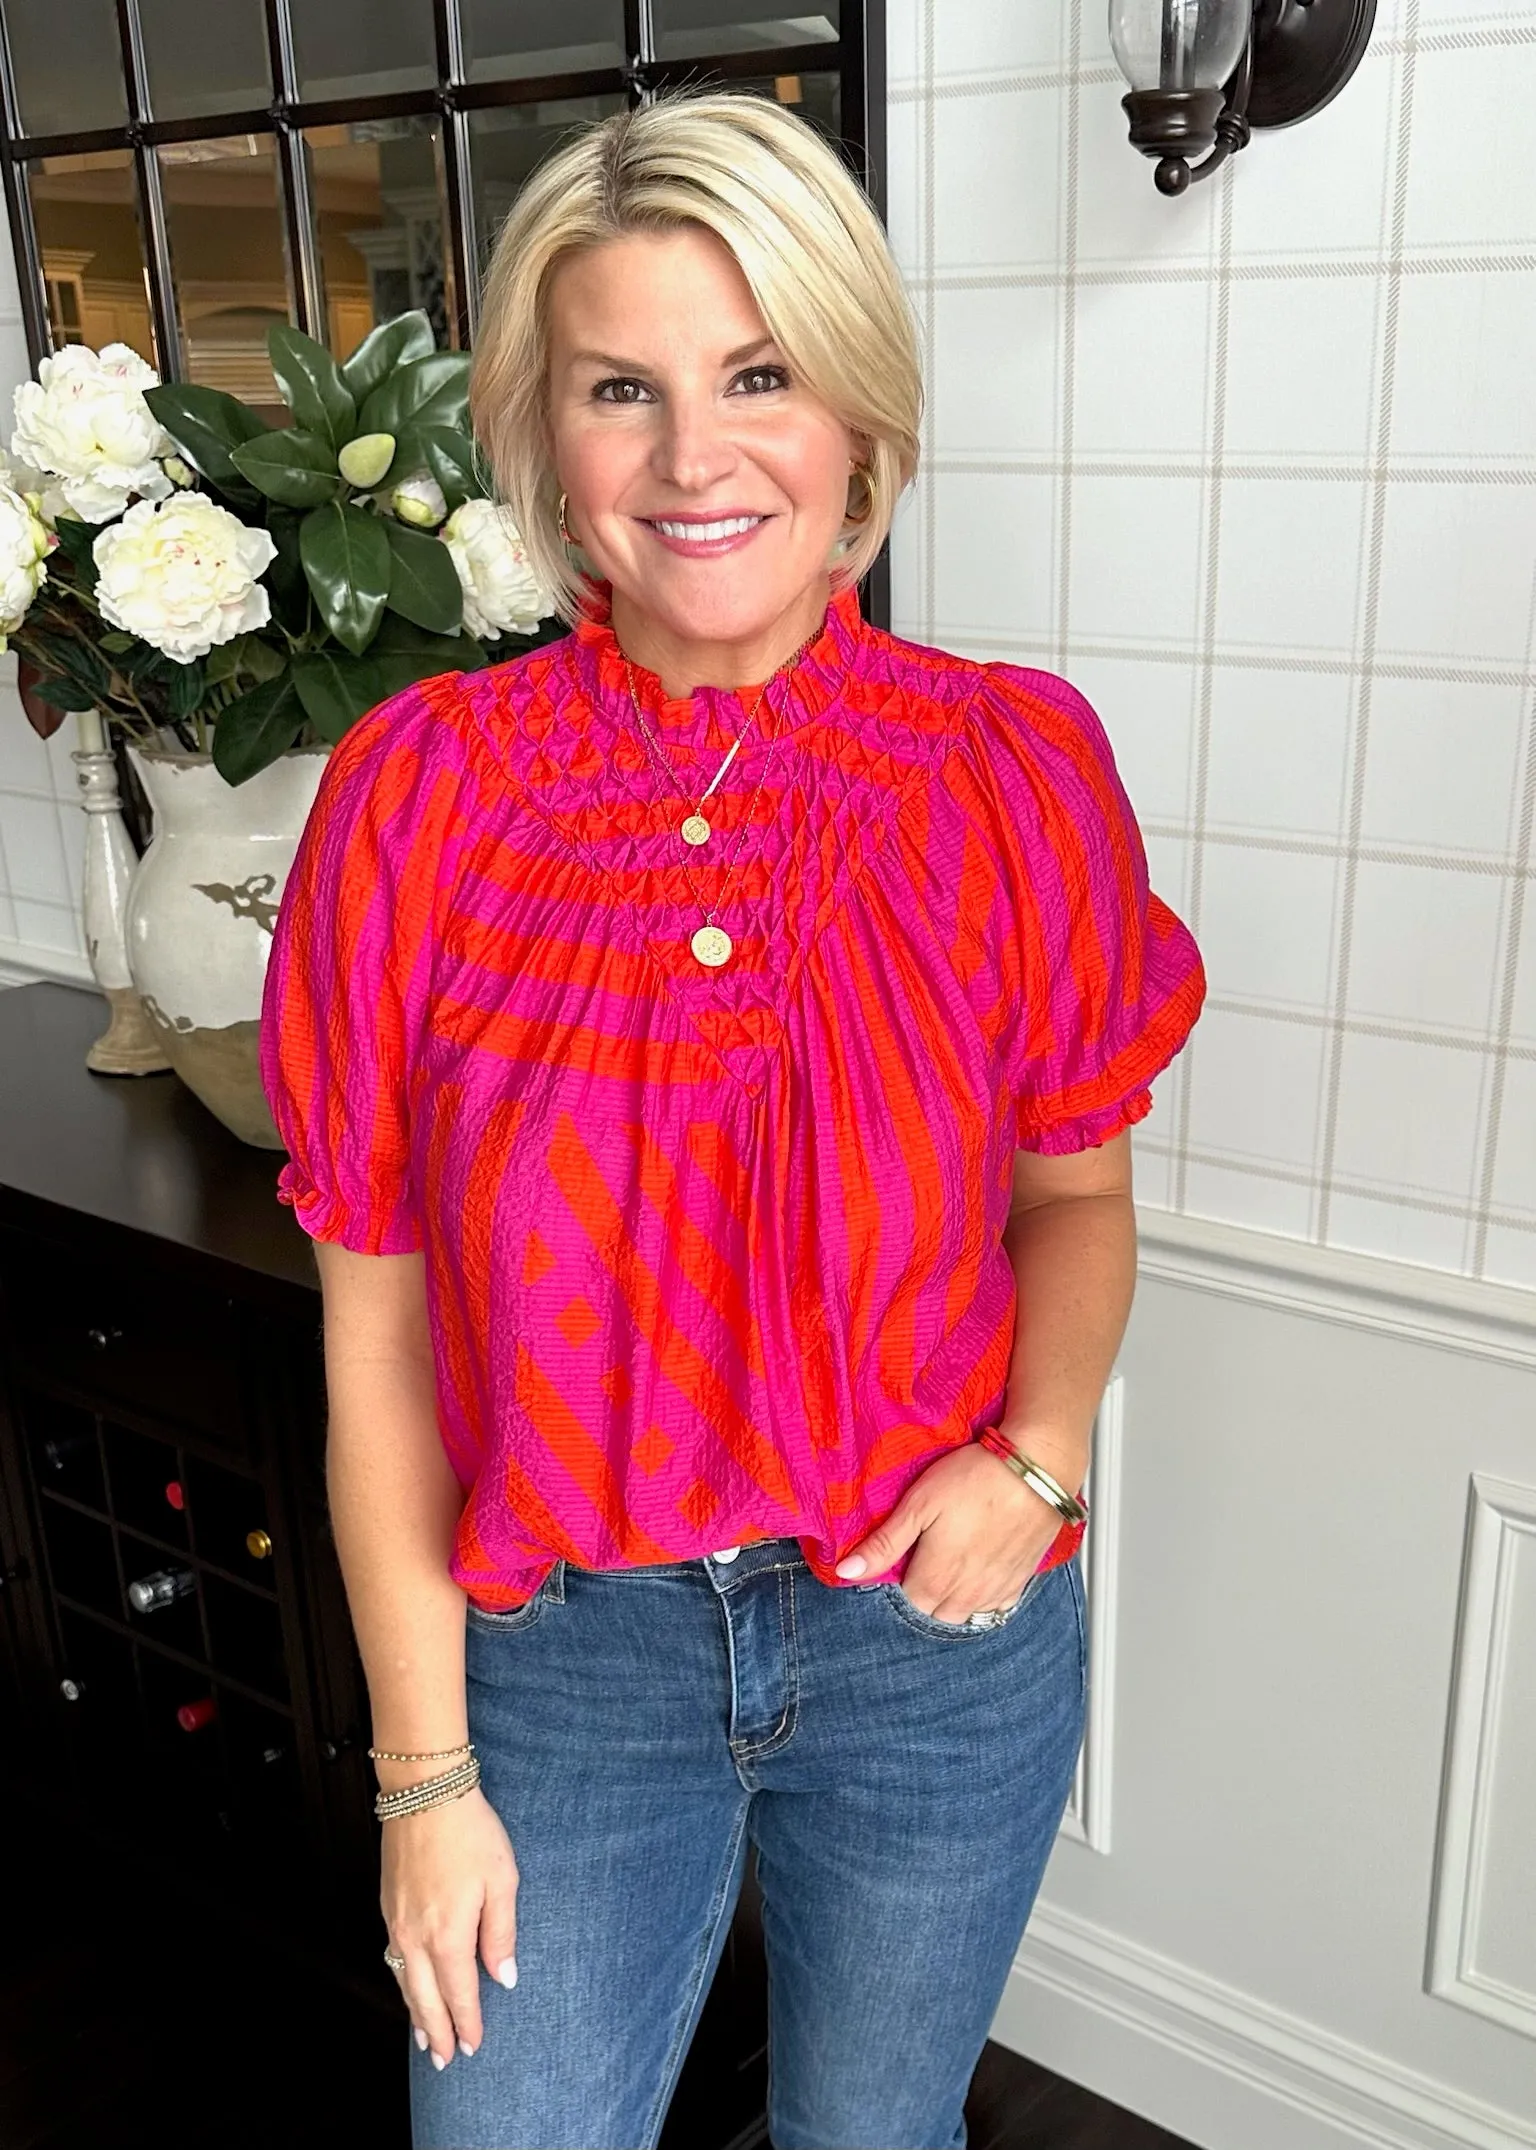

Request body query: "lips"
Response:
[639, 511, 770, 558]
[643, 513, 765, 540]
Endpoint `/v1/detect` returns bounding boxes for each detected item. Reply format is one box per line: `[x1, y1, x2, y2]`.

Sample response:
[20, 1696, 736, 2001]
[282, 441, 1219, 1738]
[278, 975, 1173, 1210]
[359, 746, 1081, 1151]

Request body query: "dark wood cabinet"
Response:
[0, 980, 767, 2146]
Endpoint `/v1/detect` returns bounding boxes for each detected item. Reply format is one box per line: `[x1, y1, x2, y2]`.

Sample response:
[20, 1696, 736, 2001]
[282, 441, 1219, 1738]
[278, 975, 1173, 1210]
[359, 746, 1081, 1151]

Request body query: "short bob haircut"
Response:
[469, 89, 923, 625]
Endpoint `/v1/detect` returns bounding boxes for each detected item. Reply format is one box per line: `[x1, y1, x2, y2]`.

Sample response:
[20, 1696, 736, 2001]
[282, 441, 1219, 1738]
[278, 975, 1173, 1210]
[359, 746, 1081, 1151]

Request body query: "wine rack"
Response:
[29, 1393, 301, 1859]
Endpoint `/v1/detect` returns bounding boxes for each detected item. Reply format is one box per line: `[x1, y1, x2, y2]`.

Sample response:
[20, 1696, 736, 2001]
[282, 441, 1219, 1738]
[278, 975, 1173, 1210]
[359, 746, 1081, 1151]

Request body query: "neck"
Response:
[609, 577, 831, 698]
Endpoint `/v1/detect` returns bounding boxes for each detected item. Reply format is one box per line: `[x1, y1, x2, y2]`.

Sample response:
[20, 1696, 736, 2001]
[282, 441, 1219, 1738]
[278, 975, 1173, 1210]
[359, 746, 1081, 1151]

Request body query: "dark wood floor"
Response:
[0, 1800, 1192, 2150]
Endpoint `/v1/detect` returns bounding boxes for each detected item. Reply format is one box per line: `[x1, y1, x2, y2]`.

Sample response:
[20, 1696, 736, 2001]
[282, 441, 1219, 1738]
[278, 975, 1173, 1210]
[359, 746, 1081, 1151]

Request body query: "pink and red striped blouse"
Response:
[259, 580, 1204, 1610]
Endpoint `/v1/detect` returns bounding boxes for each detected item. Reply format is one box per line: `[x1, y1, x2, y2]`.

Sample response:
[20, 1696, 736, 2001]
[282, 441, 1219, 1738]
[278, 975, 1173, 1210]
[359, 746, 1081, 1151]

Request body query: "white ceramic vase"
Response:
[123, 741, 329, 1149]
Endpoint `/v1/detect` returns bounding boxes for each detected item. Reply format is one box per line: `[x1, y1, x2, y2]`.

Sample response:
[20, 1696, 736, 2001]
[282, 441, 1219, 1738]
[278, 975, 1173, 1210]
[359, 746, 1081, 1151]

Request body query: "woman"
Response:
[260, 89, 1204, 2150]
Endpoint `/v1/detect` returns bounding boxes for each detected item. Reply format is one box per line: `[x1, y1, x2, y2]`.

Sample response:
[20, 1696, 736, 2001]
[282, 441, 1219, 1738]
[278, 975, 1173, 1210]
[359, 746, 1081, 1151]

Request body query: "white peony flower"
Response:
[93, 494, 277, 661]
[11, 342, 174, 522]
[391, 472, 447, 528]
[0, 446, 68, 524]
[0, 479, 49, 642]
[440, 499, 552, 639]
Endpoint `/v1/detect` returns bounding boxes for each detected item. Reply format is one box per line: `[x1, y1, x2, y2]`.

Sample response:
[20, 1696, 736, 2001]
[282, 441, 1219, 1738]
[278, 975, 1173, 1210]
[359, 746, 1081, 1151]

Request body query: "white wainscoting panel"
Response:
[1059, 1371, 1122, 1856]
[1427, 1471, 1536, 2040]
[1003, 1900, 1536, 2150]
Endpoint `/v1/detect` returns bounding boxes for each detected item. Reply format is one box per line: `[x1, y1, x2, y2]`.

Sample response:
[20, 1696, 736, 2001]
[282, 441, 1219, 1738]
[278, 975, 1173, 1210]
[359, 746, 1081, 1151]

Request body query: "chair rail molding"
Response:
[1427, 1471, 1536, 2042]
[1136, 1209, 1536, 1373]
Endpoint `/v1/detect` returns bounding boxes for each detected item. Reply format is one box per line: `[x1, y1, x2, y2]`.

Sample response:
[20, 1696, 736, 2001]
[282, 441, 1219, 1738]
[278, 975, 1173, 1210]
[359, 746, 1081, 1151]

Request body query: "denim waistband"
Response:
[578, 1536, 808, 1585]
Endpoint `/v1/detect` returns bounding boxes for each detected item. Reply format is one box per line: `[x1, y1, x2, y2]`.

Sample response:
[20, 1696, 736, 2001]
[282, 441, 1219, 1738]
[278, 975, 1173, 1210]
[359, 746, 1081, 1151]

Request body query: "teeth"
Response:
[652, 516, 761, 540]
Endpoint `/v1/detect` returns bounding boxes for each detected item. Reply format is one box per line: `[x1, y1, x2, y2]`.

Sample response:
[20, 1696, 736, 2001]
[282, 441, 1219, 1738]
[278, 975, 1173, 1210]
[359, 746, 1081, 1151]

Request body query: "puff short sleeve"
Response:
[960, 662, 1206, 1154]
[258, 680, 468, 1253]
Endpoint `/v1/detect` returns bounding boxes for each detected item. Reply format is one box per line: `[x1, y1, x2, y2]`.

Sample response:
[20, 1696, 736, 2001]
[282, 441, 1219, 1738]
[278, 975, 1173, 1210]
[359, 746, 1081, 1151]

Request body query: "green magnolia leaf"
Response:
[415, 424, 484, 510]
[292, 648, 387, 742]
[121, 642, 172, 686]
[98, 631, 136, 653]
[49, 516, 103, 589]
[167, 657, 206, 719]
[25, 626, 111, 696]
[211, 674, 305, 786]
[299, 501, 391, 655]
[382, 519, 463, 634]
[268, 324, 356, 450]
[367, 612, 487, 693]
[230, 429, 340, 509]
[339, 310, 436, 406]
[143, 384, 266, 501]
[360, 351, 472, 452]
[26, 674, 98, 712]
[263, 512, 309, 635]
[239, 632, 288, 683]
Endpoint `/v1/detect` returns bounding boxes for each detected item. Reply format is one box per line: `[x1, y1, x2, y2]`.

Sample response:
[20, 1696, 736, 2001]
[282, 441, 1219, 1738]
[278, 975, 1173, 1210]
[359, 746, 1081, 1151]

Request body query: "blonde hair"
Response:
[469, 88, 923, 624]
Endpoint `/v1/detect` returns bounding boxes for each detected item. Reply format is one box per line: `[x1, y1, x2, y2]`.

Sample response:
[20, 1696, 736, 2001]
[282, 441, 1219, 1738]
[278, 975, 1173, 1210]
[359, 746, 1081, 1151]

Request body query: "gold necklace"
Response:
[620, 627, 819, 969]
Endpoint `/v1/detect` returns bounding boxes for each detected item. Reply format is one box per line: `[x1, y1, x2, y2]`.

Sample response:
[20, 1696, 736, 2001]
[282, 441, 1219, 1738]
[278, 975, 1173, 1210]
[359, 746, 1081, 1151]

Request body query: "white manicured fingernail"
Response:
[458, 2039, 474, 2057]
[496, 1956, 518, 1988]
[413, 2027, 429, 2052]
[431, 2050, 447, 2072]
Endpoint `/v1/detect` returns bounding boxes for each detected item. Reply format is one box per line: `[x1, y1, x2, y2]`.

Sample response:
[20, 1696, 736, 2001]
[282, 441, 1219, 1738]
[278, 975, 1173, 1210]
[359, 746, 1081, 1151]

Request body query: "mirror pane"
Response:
[651, 4, 838, 62]
[688, 70, 841, 138]
[27, 151, 155, 365]
[158, 136, 290, 416]
[305, 119, 455, 359]
[468, 96, 626, 281]
[138, 0, 271, 122]
[461, 0, 625, 83]
[8, 0, 125, 137]
[290, 0, 436, 101]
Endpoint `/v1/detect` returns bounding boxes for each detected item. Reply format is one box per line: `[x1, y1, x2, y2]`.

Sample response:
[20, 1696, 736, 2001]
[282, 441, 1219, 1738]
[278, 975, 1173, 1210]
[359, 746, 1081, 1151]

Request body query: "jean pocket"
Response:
[464, 1566, 560, 1636]
[878, 1565, 1046, 1640]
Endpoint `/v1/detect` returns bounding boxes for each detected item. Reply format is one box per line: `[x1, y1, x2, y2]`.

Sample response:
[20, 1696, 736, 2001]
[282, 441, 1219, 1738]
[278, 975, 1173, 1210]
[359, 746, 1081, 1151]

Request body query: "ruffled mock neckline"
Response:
[571, 576, 865, 751]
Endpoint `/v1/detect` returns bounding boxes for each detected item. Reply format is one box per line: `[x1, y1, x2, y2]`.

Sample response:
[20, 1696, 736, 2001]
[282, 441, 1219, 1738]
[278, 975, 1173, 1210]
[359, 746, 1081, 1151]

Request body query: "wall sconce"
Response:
[1110, 0, 1377, 196]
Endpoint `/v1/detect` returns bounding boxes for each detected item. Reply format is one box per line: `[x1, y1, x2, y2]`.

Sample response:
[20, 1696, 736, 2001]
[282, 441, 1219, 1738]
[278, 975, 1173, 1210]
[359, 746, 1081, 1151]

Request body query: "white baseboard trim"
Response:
[1002, 1900, 1536, 2150]
[0, 939, 94, 988]
[1137, 1208, 1536, 1372]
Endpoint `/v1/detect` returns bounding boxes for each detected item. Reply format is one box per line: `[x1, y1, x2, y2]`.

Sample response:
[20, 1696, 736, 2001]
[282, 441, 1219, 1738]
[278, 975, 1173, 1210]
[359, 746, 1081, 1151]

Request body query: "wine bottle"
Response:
[127, 1565, 197, 1614]
[42, 1429, 93, 1473]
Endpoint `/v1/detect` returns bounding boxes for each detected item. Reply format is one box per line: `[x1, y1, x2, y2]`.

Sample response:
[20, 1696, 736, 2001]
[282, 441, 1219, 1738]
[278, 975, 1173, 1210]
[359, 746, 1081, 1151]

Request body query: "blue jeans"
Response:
[410, 1537, 1087, 2149]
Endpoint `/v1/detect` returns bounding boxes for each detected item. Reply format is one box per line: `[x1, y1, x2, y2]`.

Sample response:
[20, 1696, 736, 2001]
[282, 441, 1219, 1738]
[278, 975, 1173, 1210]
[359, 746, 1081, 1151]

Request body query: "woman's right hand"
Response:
[381, 1787, 521, 2066]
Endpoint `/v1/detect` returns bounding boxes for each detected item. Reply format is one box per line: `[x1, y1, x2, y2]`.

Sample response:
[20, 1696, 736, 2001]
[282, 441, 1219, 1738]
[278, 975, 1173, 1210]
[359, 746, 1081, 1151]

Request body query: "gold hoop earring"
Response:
[844, 463, 876, 530]
[557, 491, 573, 547]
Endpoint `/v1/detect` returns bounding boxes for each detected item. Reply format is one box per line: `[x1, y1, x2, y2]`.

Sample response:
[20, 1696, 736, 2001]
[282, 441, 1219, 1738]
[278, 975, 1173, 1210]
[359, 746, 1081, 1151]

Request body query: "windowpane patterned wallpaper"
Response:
[886, 0, 1536, 1290]
[2, 1, 1533, 1293]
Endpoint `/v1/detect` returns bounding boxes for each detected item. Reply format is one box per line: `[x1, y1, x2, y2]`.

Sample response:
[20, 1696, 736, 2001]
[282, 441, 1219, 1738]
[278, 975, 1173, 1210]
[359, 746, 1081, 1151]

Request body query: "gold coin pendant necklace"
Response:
[622, 626, 819, 969]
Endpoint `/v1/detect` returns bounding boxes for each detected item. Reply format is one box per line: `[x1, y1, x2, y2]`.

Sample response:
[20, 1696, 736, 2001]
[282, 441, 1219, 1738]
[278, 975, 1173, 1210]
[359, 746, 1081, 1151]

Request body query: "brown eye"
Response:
[735, 365, 789, 395]
[593, 377, 650, 404]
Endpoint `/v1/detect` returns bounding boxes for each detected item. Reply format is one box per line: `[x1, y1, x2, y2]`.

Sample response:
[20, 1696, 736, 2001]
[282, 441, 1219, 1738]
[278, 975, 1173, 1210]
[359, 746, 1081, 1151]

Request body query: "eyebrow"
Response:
[569, 337, 779, 371]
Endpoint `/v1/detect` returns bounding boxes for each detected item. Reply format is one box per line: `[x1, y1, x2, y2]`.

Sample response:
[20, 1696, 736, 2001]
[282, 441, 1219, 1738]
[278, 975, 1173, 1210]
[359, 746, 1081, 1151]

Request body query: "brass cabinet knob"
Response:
[245, 1528, 273, 1561]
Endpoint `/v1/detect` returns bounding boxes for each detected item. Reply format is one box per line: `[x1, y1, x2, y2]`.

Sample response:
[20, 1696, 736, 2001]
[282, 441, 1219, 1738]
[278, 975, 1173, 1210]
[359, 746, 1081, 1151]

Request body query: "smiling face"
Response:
[545, 224, 858, 691]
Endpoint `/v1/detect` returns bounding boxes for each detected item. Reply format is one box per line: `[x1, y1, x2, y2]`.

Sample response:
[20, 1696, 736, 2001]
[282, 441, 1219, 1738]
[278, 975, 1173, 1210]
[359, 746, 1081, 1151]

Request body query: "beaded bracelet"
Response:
[368, 1741, 474, 1765]
[374, 1755, 482, 1823]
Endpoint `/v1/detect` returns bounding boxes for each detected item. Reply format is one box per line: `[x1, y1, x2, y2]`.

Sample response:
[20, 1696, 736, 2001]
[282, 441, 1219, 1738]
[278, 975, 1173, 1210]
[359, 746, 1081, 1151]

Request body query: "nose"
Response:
[652, 385, 736, 495]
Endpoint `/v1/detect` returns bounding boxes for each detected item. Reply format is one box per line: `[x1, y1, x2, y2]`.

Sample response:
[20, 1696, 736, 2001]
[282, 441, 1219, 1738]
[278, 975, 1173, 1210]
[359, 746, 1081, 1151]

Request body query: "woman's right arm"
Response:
[316, 1237, 521, 2069]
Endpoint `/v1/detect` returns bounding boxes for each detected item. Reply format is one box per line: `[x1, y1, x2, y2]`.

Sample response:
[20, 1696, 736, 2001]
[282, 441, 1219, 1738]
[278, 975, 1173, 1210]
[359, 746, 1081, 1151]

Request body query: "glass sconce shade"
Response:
[1109, 0, 1251, 95]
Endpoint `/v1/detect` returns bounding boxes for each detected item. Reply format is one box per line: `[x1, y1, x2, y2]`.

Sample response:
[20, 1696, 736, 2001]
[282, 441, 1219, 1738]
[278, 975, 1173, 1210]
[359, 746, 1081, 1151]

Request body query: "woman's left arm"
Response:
[834, 1131, 1135, 1622]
